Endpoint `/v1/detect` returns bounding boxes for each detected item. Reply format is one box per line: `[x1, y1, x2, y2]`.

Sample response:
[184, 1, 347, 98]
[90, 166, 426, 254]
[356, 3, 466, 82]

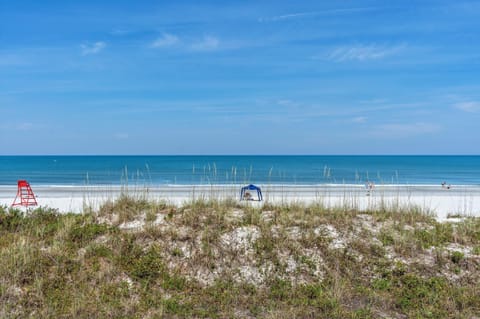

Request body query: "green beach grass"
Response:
[0, 197, 479, 318]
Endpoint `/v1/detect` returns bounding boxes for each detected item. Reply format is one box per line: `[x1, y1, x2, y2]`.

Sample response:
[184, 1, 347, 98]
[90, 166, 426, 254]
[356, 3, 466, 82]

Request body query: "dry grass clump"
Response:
[97, 194, 172, 226]
[0, 199, 479, 318]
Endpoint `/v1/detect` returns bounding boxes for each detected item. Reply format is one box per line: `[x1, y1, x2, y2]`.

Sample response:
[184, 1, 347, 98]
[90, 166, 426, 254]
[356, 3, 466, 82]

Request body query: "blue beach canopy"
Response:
[240, 184, 263, 201]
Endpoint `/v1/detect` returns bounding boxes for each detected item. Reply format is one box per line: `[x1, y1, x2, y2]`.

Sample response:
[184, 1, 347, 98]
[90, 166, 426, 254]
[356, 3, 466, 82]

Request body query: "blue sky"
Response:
[1, 0, 480, 155]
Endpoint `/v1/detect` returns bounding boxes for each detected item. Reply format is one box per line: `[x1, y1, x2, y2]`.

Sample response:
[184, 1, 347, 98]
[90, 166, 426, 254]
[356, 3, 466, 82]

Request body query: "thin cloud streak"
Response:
[454, 101, 480, 113]
[258, 7, 376, 22]
[110, 28, 133, 36]
[151, 33, 179, 48]
[0, 122, 37, 131]
[351, 116, 368, 124]
[191, 36, 220, 51]
[17, 122, 34, 131]
[326, 44, 405, 62]
[0, 54, 27, 67]
[370, 122, 440, 138]
[81, 42, 106, 55]
[114, 133, 129, 140]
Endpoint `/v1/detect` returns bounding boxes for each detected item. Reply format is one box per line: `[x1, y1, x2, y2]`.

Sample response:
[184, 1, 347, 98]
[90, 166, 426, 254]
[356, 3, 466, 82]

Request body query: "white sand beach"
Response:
[1, 184, 480, 221]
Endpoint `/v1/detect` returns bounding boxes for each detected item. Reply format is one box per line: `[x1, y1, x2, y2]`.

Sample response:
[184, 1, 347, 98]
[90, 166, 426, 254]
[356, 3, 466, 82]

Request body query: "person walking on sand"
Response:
[365, 181, 374, 196]
[441, 181, 451, 190]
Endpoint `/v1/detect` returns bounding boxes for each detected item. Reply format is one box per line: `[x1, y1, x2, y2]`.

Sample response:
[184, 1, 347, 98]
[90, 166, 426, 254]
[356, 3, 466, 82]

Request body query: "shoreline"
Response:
[1, 184, 480, 221]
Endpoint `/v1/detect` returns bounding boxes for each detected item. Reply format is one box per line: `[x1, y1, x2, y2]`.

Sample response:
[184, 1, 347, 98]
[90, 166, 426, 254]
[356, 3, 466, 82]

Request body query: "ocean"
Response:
[0, 156, 479, 186]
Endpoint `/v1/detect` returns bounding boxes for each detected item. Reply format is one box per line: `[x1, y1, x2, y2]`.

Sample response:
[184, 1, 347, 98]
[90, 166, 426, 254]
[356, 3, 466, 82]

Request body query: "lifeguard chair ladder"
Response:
[12, 180, 38, 207]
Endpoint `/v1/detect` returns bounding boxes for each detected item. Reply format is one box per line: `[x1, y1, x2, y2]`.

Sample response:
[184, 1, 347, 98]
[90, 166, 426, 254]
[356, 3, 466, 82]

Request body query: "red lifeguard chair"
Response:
[12, 180, 38, 207]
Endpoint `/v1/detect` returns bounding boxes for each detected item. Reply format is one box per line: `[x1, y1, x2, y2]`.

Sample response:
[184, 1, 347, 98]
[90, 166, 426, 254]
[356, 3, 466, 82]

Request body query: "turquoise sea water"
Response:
[0, 156, 479, 186]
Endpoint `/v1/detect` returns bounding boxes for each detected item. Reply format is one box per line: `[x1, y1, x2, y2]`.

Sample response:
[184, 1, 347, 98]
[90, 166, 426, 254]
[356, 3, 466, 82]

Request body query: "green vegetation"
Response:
[0, 199, 479, 318]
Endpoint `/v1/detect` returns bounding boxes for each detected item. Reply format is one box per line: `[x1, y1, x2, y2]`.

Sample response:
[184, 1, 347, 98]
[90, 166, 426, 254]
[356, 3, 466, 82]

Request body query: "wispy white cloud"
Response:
[259, 7, 375, 22]
[191, 36, 220, 51]
[110, 28, 132, 36]
[351, 116, 368, 123]
[114, 133, 129, 140]
[81, 41, 106, 55]
[148, 34, 240, 52]
[151, 33, 179, 48]
[259, 11, 318, 22]
[326, 44, 405, 62]
[0, 53, 27, 67]
[17, 122, 34, 131]
[371, 122, 440, 138]
[454, 101, 480, 113]
[276, 99, 301, 108]
[358, 98, 388, 105]
[0, 122, 36, 131]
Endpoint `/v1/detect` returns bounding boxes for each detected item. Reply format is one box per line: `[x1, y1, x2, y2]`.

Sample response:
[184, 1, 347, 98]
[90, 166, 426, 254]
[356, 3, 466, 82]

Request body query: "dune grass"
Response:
[0, 198, 479, 318]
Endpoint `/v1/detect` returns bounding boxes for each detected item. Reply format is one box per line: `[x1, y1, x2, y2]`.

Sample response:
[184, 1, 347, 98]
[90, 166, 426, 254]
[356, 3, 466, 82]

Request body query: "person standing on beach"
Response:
[365, 181, 374, 195]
